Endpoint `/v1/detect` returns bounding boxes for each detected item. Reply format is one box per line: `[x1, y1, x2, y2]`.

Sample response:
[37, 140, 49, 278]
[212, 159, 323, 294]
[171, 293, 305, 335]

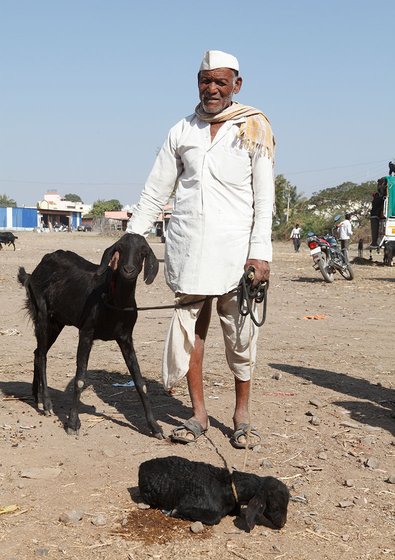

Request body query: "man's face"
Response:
[198, 68, 242, 114]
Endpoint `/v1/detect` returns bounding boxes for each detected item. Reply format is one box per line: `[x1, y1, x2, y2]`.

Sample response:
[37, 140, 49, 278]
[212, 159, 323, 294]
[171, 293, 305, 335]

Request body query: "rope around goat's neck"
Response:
[230, 476, 239, 504]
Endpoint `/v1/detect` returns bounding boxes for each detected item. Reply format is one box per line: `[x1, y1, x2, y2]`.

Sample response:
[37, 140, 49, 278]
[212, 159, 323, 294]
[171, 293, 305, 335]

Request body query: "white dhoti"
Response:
[162, 291, 259, 390]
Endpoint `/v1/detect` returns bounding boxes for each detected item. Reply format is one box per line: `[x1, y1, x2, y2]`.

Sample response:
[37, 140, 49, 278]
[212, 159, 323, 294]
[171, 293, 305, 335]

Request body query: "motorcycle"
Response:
[306, 232, 354, 283]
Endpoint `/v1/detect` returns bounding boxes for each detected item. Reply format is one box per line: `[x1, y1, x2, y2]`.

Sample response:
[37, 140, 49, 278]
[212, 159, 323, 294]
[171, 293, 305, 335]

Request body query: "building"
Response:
[104, 211, 132, 231]
[105, 200, 174, 236]
[37, 191, 92, 230]
[0, 206, 39, 230]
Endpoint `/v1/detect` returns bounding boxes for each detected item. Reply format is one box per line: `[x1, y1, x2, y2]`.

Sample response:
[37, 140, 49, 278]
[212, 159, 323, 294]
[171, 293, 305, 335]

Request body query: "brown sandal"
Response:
[230, 423, 262, 449]
[170, 419, 208, 444]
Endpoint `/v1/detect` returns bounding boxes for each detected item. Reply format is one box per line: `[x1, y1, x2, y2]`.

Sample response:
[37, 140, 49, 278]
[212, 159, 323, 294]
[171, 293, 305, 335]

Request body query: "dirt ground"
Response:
[0, 231, 394, 560]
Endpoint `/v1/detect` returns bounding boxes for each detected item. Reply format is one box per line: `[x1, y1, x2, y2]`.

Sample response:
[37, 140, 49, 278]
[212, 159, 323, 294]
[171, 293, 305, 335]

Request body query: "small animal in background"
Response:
[0, 231, 18, 251]
[389, 161, 395, 176]
[358, 238, 364, 258]
[138, 456, 290, 530]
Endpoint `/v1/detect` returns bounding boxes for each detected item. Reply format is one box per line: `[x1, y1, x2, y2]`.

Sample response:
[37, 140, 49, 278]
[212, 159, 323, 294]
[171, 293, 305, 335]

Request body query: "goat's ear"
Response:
[144, 248, 159, 284]
[245, 495, 265, 531]
[109, 251, 120, 271]
[97, 243, 117, 275]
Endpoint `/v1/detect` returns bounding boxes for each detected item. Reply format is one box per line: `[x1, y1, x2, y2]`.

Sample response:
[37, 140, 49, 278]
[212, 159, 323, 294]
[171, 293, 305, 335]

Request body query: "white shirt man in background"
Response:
[337, 213, 353, 262]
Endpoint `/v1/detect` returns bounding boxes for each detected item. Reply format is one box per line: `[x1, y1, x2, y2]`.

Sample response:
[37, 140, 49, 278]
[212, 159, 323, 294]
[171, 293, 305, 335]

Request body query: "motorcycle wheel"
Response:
[339, 263, 354, 280]
[318, 256, 334, 283]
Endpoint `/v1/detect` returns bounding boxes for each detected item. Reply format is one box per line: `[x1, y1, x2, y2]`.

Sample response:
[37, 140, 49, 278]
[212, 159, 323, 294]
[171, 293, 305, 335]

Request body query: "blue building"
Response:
[0, 207, 39, 230]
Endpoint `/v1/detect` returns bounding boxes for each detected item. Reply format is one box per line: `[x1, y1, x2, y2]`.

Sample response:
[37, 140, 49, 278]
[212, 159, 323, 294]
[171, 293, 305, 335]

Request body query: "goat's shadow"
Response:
[0, 369, 231, 439]
[82, 369, 231, 439]
[0, 380, 95, 427]
[269, 363, 395, 437]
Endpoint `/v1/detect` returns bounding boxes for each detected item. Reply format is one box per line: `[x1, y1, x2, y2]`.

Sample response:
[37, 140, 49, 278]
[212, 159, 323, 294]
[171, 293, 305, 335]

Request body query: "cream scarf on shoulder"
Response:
[195, 101, 275, 160]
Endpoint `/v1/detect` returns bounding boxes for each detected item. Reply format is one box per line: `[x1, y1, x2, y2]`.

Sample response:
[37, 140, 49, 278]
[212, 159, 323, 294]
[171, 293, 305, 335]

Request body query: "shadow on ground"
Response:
[269, 363, 395, 436]
[0, 370, 231, 439]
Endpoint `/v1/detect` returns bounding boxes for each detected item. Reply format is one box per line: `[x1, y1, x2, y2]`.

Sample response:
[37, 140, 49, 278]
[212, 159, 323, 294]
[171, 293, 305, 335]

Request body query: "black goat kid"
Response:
[138, 456, 290, 529]
[18, 233, 163, 439]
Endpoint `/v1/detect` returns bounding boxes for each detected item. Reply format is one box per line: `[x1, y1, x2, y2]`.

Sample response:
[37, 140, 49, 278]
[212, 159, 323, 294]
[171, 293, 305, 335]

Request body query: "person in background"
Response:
[370, 192, 384, 247]
[337, 213, 353, 262]
[127, 50, 275, 449]
[289, 223, 302, 253]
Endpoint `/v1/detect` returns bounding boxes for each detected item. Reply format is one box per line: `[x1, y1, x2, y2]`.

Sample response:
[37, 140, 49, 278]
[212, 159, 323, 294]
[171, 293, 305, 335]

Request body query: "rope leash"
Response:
[237, 266, 268, 327]
[236, 266, 269, 470]
[101, 294, 209, 313]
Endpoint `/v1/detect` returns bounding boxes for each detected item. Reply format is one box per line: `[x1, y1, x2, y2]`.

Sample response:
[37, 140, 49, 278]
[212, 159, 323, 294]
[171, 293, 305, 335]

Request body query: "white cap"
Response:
[199, 50, 239, 72]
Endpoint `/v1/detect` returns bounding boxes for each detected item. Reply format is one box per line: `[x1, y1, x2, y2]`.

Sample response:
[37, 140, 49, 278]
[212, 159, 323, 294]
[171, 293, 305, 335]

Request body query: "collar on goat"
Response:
[101, 293, 136, 313]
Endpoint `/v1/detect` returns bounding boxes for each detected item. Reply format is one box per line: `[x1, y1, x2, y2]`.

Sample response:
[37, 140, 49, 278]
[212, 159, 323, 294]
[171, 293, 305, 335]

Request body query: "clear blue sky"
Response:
[1, 0, 394, 206]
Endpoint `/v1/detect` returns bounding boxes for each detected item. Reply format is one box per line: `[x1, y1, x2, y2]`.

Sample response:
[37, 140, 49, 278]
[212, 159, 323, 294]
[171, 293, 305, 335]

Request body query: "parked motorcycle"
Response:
[307, 232, 354, 283]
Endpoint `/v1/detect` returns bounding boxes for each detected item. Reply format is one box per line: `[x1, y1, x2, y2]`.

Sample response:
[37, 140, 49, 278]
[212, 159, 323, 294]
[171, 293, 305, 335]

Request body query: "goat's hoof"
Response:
[152, 430, 165, 440]
[44, 409, 53, 417]
[66, 426, 80, 436]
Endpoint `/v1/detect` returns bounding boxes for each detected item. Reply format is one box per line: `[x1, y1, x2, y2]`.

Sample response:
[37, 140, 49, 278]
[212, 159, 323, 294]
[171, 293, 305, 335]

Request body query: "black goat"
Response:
[17, 233, 163, 439]
[138, 456, 289, 530]
[0, 231, 18, 250]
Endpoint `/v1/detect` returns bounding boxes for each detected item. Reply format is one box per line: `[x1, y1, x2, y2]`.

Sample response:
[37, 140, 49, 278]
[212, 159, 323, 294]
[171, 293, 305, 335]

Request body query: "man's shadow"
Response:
[269, 363, 395, 436]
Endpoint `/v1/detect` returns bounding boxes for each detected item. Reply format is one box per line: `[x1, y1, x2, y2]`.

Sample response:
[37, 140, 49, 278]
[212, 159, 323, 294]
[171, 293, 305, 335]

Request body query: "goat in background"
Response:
[18, 233, 163, 439]
[0, 231, 18, 251]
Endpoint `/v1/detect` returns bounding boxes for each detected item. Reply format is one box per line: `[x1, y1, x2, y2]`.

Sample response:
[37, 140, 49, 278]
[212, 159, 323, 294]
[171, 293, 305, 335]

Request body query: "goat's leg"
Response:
[176, 501, 224, 525]
[33, 319, 63, 415]
[67, 332, 93, 435]
[117, 337, 163, 439]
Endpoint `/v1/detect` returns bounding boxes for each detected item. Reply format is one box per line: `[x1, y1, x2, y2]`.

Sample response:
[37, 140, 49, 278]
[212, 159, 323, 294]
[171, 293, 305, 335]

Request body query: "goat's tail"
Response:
[18, 267, 39, 323]
[18, 267, 29, 287]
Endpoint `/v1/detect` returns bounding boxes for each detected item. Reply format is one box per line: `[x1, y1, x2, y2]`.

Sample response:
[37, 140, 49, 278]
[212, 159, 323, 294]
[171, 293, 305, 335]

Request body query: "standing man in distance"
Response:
[337, 213, 353, 263]
[127, 50, 275, 448]
[289, 223, 302, 253]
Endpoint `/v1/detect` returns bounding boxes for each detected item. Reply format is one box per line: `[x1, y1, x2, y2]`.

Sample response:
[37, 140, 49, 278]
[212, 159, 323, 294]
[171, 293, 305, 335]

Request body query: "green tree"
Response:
[64, 193, 83, 203]
[90, 199, 123, 216]
[274, 175, 305, 225]
[273, 175, 307, 238]
[308, 180, 376, 220]
[0, 194, 17, 207]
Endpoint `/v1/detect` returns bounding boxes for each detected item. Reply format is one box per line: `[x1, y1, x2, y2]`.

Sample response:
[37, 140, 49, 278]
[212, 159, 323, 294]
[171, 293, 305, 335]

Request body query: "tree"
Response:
[274, 175, 305, 225]
[64, 193, 83, 203]
[90, 199, 123, 216]
[308, 180, 376, 221]
[0, 194, 17, 207]
[272, 175, 307, 238]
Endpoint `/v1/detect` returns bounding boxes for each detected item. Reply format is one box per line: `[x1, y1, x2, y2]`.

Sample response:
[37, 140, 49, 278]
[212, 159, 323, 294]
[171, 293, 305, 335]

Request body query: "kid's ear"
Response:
[245, 495, 265, 531]
[143, 247, 159, 284]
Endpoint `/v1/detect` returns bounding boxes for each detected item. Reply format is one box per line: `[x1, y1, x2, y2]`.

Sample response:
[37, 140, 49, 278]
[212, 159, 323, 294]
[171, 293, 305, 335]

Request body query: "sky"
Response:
[1, 0, 394, 207]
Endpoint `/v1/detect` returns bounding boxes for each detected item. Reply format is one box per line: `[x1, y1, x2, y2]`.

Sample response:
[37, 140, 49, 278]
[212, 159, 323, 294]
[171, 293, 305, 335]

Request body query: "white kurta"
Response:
[127, 112, 274, 295]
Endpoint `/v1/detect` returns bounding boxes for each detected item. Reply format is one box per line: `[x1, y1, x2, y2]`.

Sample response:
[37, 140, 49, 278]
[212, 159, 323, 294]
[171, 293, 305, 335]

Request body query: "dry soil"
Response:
[0, 231, 394, 560]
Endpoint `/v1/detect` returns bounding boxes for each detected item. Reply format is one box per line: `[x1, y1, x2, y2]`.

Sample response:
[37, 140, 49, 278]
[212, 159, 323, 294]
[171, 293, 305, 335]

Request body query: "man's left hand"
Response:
[245, 259, 270, 285]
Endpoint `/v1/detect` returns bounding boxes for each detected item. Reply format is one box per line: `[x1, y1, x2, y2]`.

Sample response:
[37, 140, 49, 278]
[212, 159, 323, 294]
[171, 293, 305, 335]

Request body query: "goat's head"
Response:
[97, 233, 159, 284]
[245, 476, 290, 531]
